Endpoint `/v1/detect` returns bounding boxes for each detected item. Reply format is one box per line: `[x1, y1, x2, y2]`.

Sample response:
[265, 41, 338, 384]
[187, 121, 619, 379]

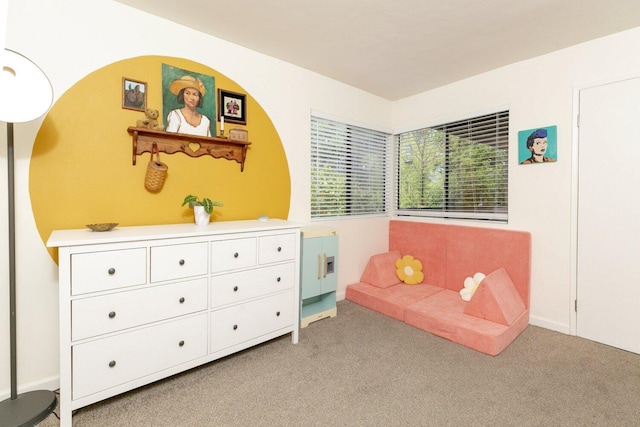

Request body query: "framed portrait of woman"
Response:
[518, 125, 558, 165]
[218, 89, 247, 125]
[161, 64, 216, 137]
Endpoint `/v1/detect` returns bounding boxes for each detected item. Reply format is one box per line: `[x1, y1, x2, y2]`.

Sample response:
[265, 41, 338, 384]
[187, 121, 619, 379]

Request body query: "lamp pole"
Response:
[8, 121, 17, 400]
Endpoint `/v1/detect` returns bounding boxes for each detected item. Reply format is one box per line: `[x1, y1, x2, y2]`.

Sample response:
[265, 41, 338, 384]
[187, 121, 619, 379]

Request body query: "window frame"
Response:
[393, 109, 510, 222]
[310, 112, 392, 220]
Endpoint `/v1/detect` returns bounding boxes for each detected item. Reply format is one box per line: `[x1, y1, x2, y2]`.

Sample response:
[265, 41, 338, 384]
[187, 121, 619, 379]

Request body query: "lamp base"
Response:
[0, 390, 57, 427]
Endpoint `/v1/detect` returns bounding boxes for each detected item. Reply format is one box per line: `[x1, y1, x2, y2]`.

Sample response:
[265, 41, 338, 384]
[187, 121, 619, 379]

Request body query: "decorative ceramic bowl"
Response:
[86, 223, 118, 232]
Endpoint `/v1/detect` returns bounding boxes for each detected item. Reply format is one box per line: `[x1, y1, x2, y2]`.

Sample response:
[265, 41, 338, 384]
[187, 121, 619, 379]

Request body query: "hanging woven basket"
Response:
[144, 143, 168, 192]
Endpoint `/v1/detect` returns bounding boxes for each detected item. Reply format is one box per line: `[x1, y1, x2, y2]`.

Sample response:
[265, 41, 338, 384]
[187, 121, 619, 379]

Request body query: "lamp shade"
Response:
[0, 49, 53, 123]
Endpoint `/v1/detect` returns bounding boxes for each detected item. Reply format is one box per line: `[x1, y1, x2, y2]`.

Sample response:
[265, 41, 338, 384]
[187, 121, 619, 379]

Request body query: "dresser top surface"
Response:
[47, 219, 301, 248]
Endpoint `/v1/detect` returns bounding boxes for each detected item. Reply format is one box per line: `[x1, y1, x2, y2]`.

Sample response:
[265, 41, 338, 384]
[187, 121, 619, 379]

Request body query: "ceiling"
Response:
[115, 0, 640, 100]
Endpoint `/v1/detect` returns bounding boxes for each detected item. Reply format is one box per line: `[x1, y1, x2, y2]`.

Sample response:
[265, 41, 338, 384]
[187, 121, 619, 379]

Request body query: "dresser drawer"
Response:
[211, 237, 257, 273]
[72, 278, 208, 341]
[210, 263, 295, 308]
[210, 291, 294, 353]
[72, 313, 208, 400]
[71, 248, 147, 295]
[258, 233, 297, 265]
[150, 242, 208, 282]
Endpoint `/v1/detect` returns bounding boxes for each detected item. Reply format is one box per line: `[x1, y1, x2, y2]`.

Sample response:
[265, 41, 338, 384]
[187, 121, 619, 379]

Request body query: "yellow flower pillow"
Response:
[395, 255, 424, 285]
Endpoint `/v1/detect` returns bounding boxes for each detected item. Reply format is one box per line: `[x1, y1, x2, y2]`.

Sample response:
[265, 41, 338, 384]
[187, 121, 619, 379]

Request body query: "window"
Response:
[311, 115, 389, 218]
[395, 111, 509, 221]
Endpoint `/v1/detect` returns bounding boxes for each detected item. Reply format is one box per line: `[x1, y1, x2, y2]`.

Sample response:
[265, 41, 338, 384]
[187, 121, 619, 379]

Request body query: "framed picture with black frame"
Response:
[218, 89, 246, 125]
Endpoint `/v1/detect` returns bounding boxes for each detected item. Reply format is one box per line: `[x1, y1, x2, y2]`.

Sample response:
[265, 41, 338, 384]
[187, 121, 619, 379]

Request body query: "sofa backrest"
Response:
[389, 220, 531, 308]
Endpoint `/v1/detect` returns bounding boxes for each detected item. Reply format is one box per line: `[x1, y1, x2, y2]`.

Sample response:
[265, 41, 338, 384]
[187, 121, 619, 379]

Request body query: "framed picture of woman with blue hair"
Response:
[161, 64, 215, 137]
[519, 125, 557, 164]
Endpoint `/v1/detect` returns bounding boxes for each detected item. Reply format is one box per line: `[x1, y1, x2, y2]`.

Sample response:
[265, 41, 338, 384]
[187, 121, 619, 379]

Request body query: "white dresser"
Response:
[47, 219, 300, 426]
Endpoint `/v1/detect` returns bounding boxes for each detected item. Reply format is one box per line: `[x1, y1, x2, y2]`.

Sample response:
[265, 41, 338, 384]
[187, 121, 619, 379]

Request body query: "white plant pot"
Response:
[193, 205, 210, 226]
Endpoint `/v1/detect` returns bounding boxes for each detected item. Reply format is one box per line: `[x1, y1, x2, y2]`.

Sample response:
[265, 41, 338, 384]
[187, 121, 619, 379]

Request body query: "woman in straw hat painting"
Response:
[165, 75, 212, 136]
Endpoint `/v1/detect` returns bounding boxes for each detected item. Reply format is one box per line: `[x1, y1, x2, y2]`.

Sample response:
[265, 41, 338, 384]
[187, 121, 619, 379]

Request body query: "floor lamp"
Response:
[0, 49, 57, 426]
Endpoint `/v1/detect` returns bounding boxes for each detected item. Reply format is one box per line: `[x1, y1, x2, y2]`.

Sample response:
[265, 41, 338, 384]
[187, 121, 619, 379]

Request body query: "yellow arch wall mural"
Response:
[30, 56, 291, 262]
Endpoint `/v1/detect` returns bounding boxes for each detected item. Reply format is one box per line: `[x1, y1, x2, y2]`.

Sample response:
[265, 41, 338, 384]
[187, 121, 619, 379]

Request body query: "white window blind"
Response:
[311, 116, 389, 218]
[396, 111, 509, 221]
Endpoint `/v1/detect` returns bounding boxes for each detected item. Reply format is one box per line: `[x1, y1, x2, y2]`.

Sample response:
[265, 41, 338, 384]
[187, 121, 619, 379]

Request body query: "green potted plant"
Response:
[182, 194, 223, 225]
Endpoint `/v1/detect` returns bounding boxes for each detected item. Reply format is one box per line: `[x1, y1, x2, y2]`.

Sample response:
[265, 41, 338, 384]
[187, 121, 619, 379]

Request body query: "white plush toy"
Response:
[459, 272, 486, 302]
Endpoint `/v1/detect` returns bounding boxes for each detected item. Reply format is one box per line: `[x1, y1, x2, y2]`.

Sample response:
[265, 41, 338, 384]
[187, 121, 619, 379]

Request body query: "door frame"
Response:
[569, 71, 640, 336]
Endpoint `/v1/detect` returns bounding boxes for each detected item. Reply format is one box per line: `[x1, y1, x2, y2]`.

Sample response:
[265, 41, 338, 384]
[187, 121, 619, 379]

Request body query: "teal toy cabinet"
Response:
[300, 226, 338, 327]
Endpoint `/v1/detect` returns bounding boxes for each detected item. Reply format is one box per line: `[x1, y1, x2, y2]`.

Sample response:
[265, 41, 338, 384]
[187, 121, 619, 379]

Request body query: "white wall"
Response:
[2, 0, 640, 397]
[0, 0, 391, 397]
[392, 26, 640, 333]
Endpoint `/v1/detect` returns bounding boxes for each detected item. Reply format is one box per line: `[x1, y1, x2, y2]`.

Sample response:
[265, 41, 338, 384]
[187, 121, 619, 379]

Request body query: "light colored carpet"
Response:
[39, 300, 640, 426]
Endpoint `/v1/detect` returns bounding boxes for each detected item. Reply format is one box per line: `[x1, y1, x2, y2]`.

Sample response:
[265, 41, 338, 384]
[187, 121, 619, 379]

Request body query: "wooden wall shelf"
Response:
[128, 127, 251, 171]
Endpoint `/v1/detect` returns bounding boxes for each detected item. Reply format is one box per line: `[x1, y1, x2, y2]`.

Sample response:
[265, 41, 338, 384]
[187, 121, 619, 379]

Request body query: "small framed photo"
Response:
[122, 77, 147, 111]
[218, 89, 246, 125]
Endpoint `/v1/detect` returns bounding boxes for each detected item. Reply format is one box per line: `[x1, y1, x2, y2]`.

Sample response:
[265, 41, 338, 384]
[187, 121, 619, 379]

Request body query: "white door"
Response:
[577, 77, 640, 354]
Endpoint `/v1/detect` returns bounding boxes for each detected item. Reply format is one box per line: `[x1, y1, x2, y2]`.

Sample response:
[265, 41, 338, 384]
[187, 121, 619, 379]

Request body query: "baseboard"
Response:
[529, 315, 571, 335]
[0, 375, 60, 401]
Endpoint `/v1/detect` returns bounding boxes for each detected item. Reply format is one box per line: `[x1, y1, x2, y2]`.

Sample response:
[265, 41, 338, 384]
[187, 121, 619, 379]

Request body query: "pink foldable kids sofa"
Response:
[346, 220, 531, 356]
